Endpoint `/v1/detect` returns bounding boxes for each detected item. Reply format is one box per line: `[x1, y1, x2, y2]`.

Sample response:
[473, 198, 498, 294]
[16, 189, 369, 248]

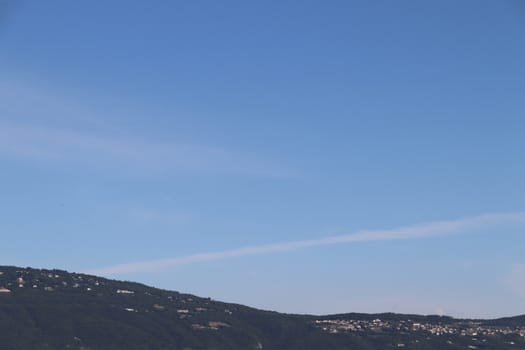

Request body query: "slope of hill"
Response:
[0, 265, 523, 350]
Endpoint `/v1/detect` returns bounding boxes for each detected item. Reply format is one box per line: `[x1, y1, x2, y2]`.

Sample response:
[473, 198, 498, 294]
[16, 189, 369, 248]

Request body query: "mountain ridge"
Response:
[0, 265, 524, 350]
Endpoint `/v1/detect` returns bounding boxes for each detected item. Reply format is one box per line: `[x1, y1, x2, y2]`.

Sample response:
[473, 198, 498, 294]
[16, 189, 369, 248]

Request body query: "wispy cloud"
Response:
[90, 211, 525, 276]
[0, 79, 102, 126]
[0, 78, 293, 177]
[0, 123, 293, 177]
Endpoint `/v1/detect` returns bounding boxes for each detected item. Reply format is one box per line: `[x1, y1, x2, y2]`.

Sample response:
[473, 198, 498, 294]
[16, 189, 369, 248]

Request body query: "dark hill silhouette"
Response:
[0, 265, 523, 350]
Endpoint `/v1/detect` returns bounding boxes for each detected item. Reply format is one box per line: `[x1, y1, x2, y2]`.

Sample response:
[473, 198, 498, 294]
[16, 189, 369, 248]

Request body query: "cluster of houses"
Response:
[315, 318, 525, 340]
[191, 321, 231, 331]
[0, 269, 102, 293]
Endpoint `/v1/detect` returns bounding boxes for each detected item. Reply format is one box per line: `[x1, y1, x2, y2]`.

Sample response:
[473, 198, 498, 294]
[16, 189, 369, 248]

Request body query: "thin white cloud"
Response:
[0, 78, 293, 177]
[0, 78, 102, 126]
[0, 123, 293, 177]
[90, 211, 525, 276]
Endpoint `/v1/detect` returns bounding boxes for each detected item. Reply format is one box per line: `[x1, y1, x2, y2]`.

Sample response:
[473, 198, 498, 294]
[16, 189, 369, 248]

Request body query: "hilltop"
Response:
[0, 265, 523, 350]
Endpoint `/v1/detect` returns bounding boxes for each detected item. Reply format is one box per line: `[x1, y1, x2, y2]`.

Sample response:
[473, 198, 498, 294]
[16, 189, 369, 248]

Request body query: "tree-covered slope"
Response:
[0, 266, 523, 350]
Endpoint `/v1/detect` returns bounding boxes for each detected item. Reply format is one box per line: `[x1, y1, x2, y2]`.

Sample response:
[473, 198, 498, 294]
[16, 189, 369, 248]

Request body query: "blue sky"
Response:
[1, 0, 525, 318]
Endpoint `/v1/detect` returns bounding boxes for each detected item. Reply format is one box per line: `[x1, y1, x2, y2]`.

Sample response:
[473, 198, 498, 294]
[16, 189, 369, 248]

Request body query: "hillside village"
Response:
[315, 318, 525, 337]
[315, 318, 525, 348]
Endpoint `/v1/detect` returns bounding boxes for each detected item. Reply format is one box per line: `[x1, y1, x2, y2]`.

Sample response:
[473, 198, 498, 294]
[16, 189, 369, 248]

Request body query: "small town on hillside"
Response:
[315, 318, 525, 348]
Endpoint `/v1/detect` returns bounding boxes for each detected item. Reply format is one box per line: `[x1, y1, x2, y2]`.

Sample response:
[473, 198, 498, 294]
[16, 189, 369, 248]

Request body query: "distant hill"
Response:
[0, 265, 523, 350]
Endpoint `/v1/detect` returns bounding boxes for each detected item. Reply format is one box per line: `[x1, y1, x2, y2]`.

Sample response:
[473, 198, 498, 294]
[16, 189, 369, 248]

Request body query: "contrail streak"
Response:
[89, 211, 525, 276]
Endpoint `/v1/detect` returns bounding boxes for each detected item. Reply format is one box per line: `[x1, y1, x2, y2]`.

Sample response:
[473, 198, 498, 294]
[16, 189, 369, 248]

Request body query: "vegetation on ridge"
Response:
[0, 266, 523, 350]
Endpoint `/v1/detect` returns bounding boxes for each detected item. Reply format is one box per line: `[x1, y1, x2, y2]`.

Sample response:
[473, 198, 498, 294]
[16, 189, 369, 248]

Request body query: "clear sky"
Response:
[1, 0, 525, 318]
